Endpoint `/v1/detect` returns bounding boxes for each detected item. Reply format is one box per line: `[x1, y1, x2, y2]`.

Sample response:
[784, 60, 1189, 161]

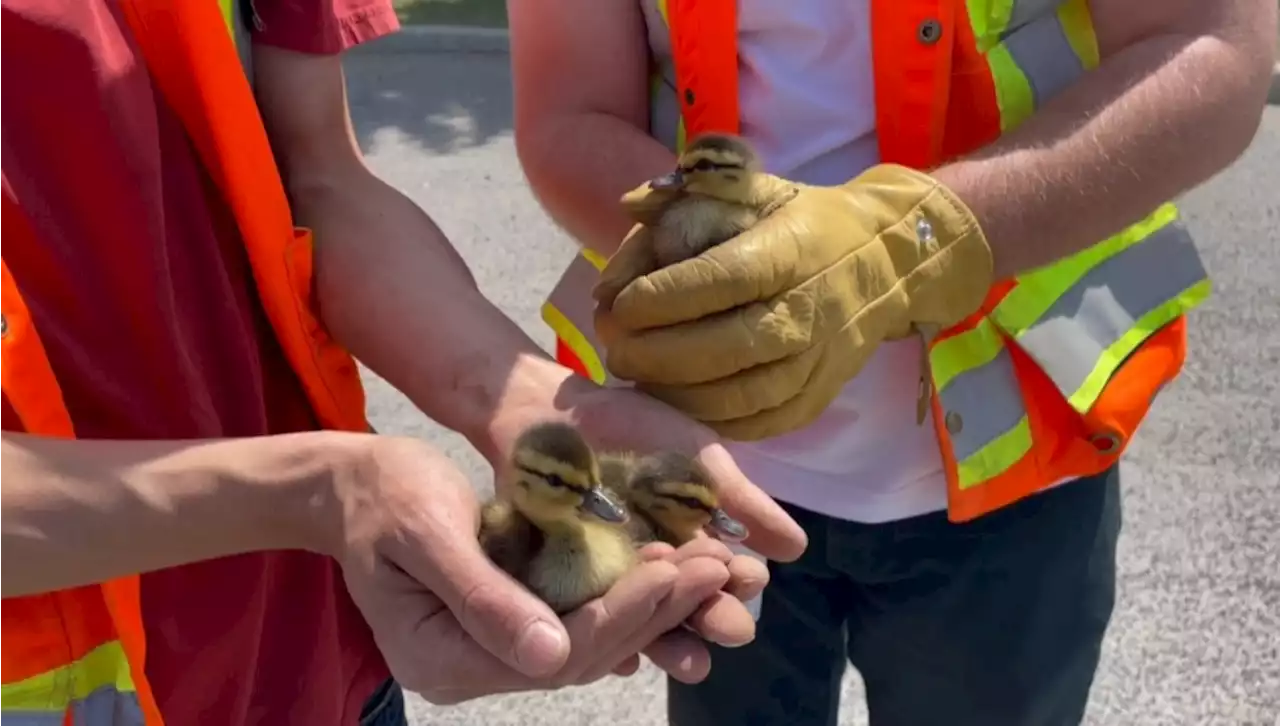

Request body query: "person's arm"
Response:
[1, 430, 352, 598]
[250, 44, 807, 562]
[508, 0, 675, 256]
[250, 46, 561, 465]
[933, 0, 1276, 279]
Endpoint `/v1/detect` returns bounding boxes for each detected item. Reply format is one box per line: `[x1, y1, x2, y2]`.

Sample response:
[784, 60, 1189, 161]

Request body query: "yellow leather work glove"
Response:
[591, 163, 995, 442]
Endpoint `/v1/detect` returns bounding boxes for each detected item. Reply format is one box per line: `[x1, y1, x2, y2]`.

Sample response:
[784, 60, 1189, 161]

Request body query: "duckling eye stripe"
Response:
[669, 495, 710, 511]
[515, 464, 572, 489]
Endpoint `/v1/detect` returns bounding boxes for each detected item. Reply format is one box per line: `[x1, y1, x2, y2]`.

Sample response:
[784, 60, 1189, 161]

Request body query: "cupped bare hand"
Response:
[487, 357, 808, 564]
[322, 435, 740, 705]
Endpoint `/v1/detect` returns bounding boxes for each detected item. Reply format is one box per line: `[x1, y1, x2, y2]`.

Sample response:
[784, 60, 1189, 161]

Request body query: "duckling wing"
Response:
[597, 452, 660, 544]
[653, 198, 761, 268]
[597, 451, 638, 498]
[478, 499, 541, 580]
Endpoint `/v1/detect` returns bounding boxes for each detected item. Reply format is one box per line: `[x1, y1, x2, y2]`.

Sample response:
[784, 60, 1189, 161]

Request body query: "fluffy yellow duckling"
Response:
[478, 421, 639, 615]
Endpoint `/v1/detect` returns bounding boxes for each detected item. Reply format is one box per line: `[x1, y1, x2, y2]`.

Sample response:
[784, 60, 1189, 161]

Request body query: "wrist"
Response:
[270, 430, 371, 557]
[464, 352, 585, 466]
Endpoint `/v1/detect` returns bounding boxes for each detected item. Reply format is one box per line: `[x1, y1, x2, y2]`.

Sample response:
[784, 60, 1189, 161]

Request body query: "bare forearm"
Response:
[1, 431, 351, 597]
[935, 9, 1275, 279]
[296, 171, 558, 460]
[516, 113, 674, 257]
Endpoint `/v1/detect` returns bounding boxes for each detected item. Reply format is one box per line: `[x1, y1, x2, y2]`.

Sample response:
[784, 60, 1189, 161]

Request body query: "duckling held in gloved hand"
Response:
[478, 421, 639, 615]
[599, 449, 749, 547]
[593, 133, 799, 308]
[637, 133, 791, 269]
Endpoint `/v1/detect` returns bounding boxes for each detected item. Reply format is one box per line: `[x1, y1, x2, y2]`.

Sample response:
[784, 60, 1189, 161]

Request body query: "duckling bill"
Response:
[602, 450, 749, 547]
[478, 421, 639, 615]
[628, 132, 792, 269]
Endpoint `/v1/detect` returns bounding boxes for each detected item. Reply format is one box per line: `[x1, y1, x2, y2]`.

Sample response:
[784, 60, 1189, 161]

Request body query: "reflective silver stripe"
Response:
[0, 712, 63, 725]
[1005, 0, 1068, 37]
[69, 684, 143, 725]
[1014, 220, 1206, 403]
[3, 686, 141, 726]
[936, 347, 1027, 462]
[1002, 11, 1085, 107]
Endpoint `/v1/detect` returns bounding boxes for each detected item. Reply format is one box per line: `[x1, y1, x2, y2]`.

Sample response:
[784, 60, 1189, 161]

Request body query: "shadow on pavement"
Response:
[344, 51, 514, 155]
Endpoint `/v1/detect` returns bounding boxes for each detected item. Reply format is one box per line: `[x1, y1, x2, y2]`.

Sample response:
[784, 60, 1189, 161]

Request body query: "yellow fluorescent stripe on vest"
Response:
[581, 247, 607, 271]
[985, 45, 1034, 132]
[965, 0, 1016, 53]
[1068, 279, 1211, 411]
[936, 346, 1029, 464]
[957, 415, 1033, 489]
[542, 302, 607, 384]
[1057, 0, 1099, 70]
[543, 254, 611, 384]
[4, 687, 144, 726]
[219, 0, 236, 38]
[1, 640, 136, 710]
[1007, 218, 1210, 411]
[929, 318, 1005, 394]
[993, 204, 1179, 333]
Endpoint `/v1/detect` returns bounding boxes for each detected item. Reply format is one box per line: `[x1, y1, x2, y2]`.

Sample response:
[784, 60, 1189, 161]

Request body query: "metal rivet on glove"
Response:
[915, 216, 935, 245]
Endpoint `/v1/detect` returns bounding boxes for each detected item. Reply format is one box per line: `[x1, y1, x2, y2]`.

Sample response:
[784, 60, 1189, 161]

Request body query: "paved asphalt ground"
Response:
[344, 51, 1280, 726]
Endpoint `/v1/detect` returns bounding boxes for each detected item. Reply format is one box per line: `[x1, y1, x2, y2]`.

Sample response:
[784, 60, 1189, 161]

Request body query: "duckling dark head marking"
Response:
[628, 451, 748, 542]
[647, 133, 761, 203]
[510, 421, 628, 524]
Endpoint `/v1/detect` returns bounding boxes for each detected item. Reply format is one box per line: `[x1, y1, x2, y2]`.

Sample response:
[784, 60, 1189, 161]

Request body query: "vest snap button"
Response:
[1, 313, 7, 338]
[944, 410, 963, 434]
[684, 88, 695, 105]
[1090, 431, 1122, 454]
[917, 19, 942, 45]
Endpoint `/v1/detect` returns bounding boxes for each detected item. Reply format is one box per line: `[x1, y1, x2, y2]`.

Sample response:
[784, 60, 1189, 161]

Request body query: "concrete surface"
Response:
[345, 51, 1280, 726]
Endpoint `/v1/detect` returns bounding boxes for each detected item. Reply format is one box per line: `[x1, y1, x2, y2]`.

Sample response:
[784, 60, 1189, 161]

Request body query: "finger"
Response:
[683, 592, 756, 648]
[399, 481, 570, 679]
[611, 655, 642, 677]
[664, 537, 734, 565]
[642, 631, 713, 684]
[725, 554, 770, 602]
[558, 559, 681, 680]
[593, 225, 659, 311]
[579, 556, 729, 684]
[693, 444, 807, 563]
[609, 190, 827, 330]
[635, 347, 827, 421]
[604, 295, 820, 385]
[638, 542, 677, 561]
[428, 560, 680, 703]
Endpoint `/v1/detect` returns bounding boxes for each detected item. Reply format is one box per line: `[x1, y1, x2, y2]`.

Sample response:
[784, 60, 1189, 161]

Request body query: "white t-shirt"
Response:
[642, 0, 949, 524]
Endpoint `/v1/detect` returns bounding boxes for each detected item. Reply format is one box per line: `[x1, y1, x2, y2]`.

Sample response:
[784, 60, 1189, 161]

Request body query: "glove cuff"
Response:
[848, 164, 995, 330]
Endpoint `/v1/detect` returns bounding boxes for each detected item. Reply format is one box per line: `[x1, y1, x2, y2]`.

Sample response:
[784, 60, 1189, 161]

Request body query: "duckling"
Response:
[635, 133, 793, 269]
[478, 421, 640, 615]
[599, 450, 749, 547]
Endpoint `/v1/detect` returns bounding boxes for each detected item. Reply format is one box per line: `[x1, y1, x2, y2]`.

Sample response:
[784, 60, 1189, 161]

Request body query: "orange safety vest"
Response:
[541, 0, 1211, 522]
[1, 1, 370, 723]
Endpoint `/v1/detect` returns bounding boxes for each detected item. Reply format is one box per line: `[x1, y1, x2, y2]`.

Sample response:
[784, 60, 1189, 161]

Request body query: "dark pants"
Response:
[359, 679, 408, 726]
[669, 466, 1121, 726]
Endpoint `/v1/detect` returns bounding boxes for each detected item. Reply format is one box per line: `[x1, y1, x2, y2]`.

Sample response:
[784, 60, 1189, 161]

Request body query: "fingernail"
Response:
[515, 620, 568, 676]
